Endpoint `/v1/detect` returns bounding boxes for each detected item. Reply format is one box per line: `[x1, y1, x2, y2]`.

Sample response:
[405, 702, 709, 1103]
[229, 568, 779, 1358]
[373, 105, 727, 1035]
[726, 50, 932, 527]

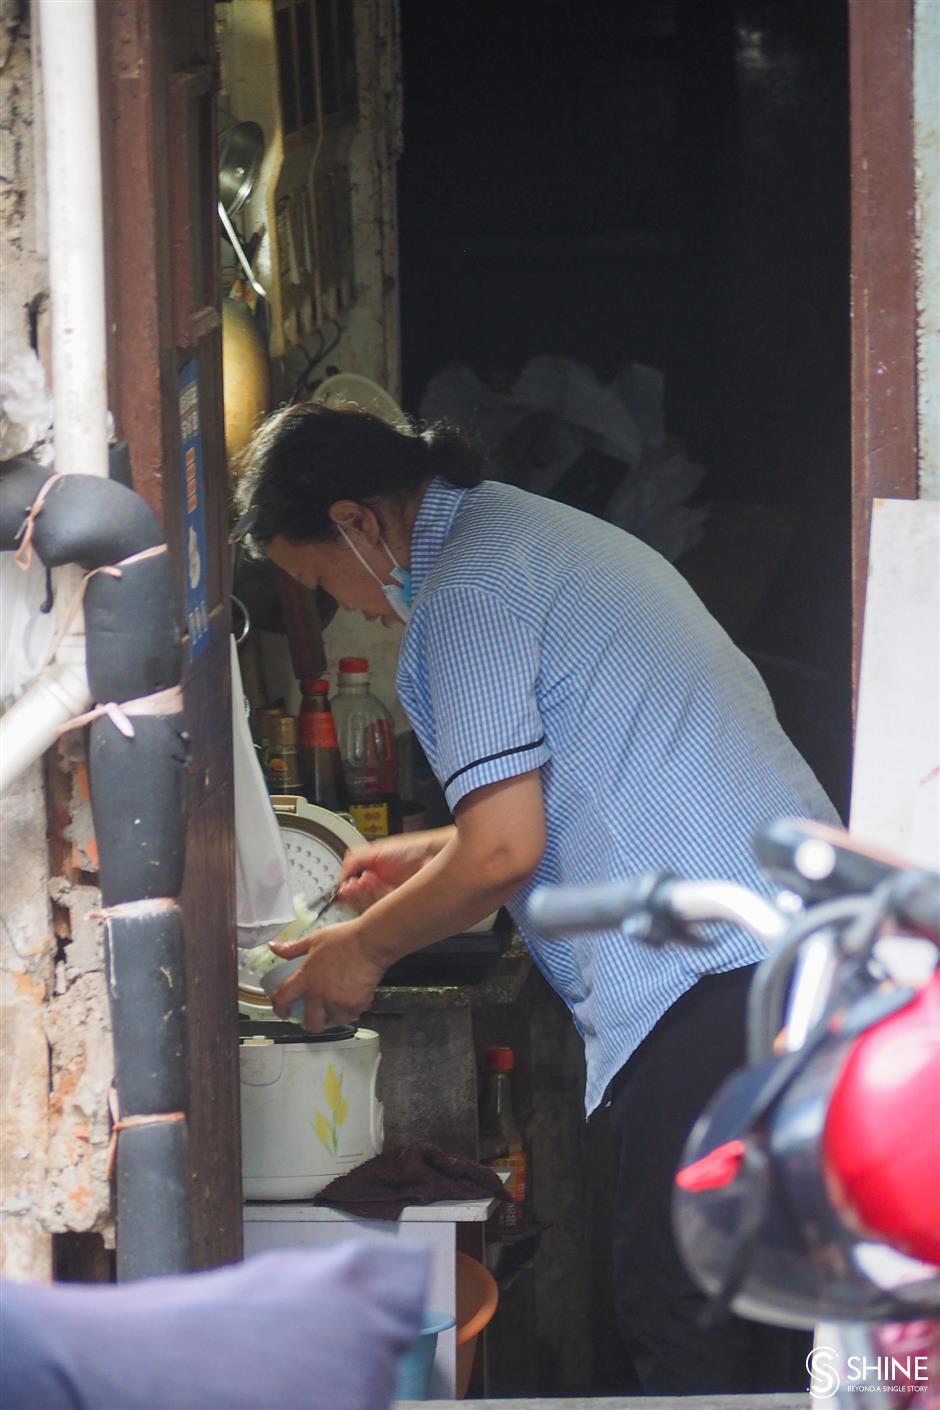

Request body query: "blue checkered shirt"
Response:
[396, 478, 839, 1113]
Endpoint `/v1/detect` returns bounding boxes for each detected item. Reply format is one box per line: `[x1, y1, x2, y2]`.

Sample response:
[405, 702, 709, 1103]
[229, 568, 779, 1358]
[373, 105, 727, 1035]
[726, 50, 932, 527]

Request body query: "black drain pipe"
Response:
[0, 458, 192, 1279]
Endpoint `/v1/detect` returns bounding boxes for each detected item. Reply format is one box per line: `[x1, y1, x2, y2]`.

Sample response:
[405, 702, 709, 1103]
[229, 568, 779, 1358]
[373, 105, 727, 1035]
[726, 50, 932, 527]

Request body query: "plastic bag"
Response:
[604, 453, 708, 562]
[513, 354, 644, 466]
[0, 553, 56, 708]
[419, 354, 708, 560]
[0, 334, 53, 464]
[419, 360, 525, 450]
[231, 636, 295, 948]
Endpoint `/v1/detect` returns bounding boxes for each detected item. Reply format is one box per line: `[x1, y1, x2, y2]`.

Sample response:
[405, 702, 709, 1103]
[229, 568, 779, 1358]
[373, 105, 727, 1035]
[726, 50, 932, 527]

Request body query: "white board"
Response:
[818, 504, 939, 1399]
[850, 497, 940, 869]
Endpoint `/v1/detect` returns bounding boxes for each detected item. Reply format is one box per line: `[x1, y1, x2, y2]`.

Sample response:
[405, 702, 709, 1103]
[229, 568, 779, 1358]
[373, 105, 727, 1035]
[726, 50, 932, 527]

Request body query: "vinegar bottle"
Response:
[298, 679, 348, 812]
[331, 657, 401, 838]
[479, 1045, 527, 1238]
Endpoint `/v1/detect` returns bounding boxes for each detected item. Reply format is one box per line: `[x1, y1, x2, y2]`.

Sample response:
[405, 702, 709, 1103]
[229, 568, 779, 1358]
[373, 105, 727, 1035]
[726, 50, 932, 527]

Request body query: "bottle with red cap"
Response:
[479, 1045, 528, 1237]
[298, 679, 348, 811]
[331, 657, 401, 838]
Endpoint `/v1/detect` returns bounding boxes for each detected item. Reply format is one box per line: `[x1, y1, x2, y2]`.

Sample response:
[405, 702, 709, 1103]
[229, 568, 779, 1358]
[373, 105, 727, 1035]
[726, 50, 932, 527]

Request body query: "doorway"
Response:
[396, 0, 853, 1392]
[397, 0, 852, 819]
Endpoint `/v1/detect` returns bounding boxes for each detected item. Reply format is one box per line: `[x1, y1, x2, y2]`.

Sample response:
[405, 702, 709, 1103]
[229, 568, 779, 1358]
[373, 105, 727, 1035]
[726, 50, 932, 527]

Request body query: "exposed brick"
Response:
[42, 972, 114, 1236]
[0, 763, 53, 1277]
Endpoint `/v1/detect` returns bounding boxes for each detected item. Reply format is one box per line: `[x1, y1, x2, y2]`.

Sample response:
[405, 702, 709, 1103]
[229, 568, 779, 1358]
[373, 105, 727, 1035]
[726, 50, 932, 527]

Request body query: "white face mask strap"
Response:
[378, 536, 399, 569]
[337, 525, 401, 583]
[337, 524, 385, 586]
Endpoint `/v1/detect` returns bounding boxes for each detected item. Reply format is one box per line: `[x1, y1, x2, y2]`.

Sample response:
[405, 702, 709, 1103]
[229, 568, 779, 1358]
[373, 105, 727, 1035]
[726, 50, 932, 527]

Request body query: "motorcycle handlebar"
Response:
[527, 858, 938, 949]
[527, 875, 789, 945]
[527, 873, 665, 935]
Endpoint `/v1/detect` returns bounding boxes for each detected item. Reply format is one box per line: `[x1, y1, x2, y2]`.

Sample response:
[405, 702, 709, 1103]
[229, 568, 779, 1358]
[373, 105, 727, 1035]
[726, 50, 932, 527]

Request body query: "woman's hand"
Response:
[338, 827, 455, 911]
[269, 919, 386, 1032]
[268, 774, 547, 1030]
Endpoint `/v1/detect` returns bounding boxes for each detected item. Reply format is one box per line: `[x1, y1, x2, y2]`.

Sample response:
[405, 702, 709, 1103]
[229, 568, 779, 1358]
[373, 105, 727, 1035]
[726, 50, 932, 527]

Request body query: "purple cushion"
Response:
[0, 1241, 428, 1410]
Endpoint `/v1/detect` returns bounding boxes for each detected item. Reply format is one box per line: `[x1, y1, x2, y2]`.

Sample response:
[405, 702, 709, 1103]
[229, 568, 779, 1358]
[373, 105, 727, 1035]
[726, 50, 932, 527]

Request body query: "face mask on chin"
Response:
[337, 525, 413, 624]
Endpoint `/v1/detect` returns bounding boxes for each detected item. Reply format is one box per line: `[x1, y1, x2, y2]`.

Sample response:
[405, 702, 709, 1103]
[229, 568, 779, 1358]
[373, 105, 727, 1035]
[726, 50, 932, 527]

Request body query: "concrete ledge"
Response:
[399, 1396, 808, 1410]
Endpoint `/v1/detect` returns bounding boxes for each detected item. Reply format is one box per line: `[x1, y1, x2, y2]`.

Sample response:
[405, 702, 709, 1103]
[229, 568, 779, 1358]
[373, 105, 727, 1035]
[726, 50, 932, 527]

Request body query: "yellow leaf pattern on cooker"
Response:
[314, 1109, 333, 1151]
[325, 1064, 341, 1111]
[335, 1098, 349, 1129]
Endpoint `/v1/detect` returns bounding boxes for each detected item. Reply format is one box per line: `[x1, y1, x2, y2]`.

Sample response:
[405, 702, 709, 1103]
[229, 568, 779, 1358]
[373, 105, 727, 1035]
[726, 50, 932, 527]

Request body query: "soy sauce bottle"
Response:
[298, 679, 349, 812]
[479, 1045, 528, 1238]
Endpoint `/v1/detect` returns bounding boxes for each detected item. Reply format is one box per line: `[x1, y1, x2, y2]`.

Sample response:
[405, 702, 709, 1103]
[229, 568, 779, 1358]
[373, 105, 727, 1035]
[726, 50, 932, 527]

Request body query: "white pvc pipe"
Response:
[0, 654, 92, 795]
[36, 0, 109, 479]
[0, 0, 110, 793]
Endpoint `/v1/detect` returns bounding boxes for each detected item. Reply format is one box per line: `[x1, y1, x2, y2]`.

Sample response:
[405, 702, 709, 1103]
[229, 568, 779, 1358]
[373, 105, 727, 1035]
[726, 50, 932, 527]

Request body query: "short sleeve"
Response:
[400, 586, 551, 811]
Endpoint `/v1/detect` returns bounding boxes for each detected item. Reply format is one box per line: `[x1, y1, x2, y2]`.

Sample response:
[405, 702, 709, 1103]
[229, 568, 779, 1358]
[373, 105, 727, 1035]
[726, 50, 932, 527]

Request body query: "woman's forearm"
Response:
[353, 830, 519, 969]
[348, 774, 546, 970]
[415, 825, 458, 858]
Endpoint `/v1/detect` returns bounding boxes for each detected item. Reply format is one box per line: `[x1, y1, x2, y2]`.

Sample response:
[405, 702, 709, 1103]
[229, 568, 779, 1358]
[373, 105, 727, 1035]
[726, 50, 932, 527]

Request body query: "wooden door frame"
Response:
[99, 0, 241, 1269]
[848, 0, 919, 695]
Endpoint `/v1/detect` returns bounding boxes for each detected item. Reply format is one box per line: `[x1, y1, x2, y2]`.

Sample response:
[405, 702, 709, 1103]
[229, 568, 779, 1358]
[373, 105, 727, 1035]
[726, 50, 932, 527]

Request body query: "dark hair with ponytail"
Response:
[233, 401, 487, 550]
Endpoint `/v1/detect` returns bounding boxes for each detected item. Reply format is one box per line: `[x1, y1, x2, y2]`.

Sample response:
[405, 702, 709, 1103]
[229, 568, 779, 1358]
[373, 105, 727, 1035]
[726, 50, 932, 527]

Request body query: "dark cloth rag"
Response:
[313, 1140, 510, 1219]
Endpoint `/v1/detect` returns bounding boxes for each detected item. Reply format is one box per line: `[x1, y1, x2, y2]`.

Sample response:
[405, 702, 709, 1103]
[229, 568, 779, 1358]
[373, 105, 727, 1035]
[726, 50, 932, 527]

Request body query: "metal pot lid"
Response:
[219, 122, 264, 216]
[239, 1019, 357, 1045]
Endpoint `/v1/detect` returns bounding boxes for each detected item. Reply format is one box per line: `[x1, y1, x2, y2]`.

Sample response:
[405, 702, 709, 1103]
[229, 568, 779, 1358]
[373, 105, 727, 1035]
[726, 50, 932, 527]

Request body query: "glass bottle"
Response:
[479, 1045, 527, 1238]
[298, 678, 348, 811]
[264, 715, 303, 797]
[254, 705, 284, 771]
[331, 657, 401, 838]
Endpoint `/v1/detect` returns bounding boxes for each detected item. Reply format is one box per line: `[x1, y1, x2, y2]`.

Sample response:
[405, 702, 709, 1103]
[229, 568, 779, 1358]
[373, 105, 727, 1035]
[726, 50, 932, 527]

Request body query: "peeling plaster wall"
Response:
[0, 764, 53, 1278]
[0, 0, 46, 350]
[915, 0, 939, 499]
[0, 0, 114, 1278]
[44, 874, 113, 1240]
[0, 752, 116, 1281]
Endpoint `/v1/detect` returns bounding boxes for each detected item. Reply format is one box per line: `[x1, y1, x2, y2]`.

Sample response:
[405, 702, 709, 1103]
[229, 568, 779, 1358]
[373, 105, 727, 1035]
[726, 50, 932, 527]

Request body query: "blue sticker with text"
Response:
[178, 360, 209, 661]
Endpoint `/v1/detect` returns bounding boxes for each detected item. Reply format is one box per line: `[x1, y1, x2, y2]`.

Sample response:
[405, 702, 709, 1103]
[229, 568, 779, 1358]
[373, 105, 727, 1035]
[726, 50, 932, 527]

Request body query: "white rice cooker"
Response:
[240, 1024, 383, 1200]
[238, 798, 384, 1200]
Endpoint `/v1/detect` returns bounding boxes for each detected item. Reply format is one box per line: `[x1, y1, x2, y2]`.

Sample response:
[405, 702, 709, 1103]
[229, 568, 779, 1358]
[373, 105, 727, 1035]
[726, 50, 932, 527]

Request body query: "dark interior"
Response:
[397, 0, 852, 820]
[396, 4, 851, 1388]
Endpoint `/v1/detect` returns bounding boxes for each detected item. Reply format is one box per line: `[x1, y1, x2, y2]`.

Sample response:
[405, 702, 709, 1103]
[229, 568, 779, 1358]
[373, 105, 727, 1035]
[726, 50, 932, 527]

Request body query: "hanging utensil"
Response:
[219, 201, 267, 299]
[219, 122, 264, 217]
[218, 121, 267, 298]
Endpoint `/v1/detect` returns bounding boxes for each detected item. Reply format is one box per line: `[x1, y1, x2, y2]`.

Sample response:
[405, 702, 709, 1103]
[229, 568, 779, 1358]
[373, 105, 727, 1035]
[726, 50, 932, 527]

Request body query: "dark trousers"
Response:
[606, 964, 811, 1395]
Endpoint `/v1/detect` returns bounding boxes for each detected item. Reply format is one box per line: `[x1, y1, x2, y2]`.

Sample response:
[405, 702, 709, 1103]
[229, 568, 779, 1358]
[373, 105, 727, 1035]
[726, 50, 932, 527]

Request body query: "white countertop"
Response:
[243, 1196, 496, 1223]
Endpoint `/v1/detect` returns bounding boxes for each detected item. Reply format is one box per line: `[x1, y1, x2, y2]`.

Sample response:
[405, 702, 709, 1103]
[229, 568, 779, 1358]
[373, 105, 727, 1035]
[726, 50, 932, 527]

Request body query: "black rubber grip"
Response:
[527, 873, 666, 934]
[890, 870, 940, 944]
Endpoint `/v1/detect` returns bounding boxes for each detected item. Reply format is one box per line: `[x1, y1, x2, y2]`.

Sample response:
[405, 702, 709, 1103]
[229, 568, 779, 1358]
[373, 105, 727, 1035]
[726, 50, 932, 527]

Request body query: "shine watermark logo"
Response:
[807, 1347, 842, 1399]
[807, 1345, 931, 1398]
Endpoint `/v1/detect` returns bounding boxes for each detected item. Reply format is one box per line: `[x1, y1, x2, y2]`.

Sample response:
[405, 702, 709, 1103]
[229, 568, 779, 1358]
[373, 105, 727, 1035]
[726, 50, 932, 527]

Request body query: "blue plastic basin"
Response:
[393, 1310, 456, 1401]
